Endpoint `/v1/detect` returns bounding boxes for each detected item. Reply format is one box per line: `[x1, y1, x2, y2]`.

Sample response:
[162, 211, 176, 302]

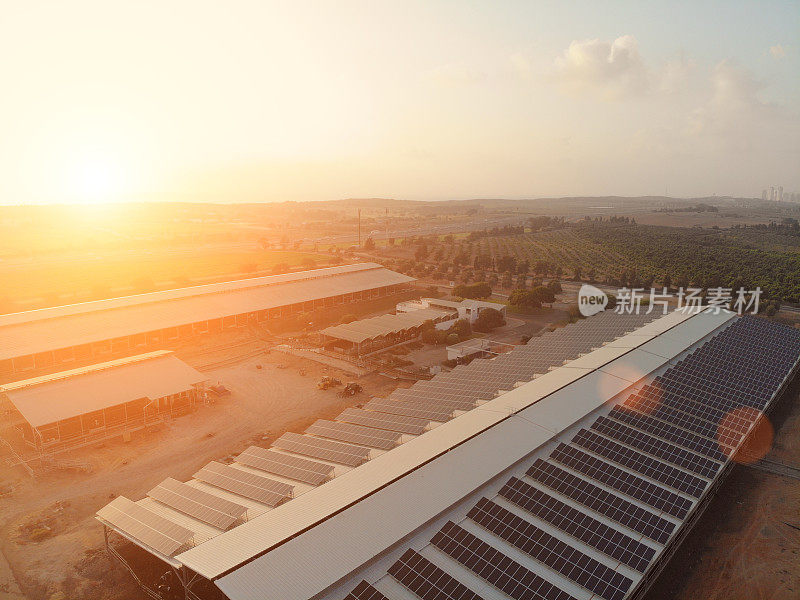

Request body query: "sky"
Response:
[0, 0, 797, 204]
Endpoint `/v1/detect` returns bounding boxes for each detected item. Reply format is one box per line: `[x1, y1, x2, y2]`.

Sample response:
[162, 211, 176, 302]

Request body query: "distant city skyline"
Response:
[0, 1, 797, 205]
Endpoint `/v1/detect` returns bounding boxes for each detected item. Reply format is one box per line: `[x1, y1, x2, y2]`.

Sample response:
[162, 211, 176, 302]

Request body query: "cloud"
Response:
[769, 45, 787, 60]
[658, 55, 696, 94]
[553, 35, 648, 99]
[683, 60, 799, 154]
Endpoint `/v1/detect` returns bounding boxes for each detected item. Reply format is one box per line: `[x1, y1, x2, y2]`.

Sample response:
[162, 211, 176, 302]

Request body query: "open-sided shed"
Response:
[0, 350, 207, 451]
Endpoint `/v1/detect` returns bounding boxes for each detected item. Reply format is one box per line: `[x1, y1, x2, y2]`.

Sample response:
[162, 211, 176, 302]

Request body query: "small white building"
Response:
[396, 298, 506, 324]
[445, 338, 495, 361]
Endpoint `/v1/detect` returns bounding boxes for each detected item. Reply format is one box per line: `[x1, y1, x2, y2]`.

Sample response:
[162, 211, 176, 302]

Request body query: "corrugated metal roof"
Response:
[209, 309, 734, 600]
[0, 263, 414, 361]
[2, 352, 206, 427]
[321, 308, 452, 344]
[176, 308, 726, 588]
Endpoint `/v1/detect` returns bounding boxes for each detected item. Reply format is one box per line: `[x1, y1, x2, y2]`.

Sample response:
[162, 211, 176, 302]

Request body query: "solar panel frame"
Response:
[388, 548, 485, 600]
[550, 444, 693, 519]
[306, 419, 402, 450]
[363, 398, 456, 422]
[147, 477, 247, 530]
[431, 520, 578, 600]
[468, 498, 633, 600]
[337, 407, 430, 435]
[193, 462, 293, 507]
[526, 460, 676, 544]
[499, 477, 655, 572]
[571, 430, 708, 498]
[236, 446, 334, 486]
[343, 581, 390, 600]
[273, 431, 370, 467]
[591, 416, 721, 479]
[97, 496, 194, 557]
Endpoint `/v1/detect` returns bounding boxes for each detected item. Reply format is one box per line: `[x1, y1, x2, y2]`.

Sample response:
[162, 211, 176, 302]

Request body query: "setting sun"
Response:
[70, 156, 124, 204]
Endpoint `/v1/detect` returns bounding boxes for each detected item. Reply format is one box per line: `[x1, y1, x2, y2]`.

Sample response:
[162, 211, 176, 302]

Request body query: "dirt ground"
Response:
[647, 385, 800, 600]
[0, 335, 402, 600]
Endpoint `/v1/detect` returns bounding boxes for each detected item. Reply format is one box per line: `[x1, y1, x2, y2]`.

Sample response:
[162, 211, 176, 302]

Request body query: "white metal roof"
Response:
[2, 351, 206, 427]
[0, 263, 414, 361]
[177, 308, 732, 595]
[321, 308, 452, 344]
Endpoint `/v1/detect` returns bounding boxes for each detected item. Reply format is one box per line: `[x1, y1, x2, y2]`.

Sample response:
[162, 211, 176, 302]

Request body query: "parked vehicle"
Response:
[338, 382, 363, 397]
[317, 376, 342, 390]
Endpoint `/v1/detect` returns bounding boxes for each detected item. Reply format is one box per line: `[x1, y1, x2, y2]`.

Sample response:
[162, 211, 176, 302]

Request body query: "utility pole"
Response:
[358, 208, 361, 248]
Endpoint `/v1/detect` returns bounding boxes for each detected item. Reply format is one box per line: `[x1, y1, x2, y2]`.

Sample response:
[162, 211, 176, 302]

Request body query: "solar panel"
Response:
[273, 431, 370, 467]
[499, 477, 655, 572]
[571, 430, 708, 498]
[468, 498, 633, 600]
[337, 407, 430, 435]
[147, 477, 247, 530]
[431, 521, 577, 600]
[363, 398, 455, 422]
[609, 408, 728, 462]
[526, 459, 675, 544]
[550, 444, 692, 519]
[236, 446, 334, 486]
[591, 416, 721, 479]
[306, 419, 402, 450]
[343, 581, 389, 600]
[193, 462, 293, 507]
[388, 549, 484, 600]
[97, 496, 194, 556]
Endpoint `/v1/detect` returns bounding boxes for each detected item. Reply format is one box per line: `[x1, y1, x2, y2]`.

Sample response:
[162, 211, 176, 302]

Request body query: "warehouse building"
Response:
[397, 297, 507, 324]
[94, 309, 800, 600]
[0, 263, 414, 378]
[0, 351, 207, 452]
[320, 307, 456, 355]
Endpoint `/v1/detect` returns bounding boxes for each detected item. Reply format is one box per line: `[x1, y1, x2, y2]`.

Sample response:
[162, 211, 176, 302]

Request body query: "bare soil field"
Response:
[647, 385, 800, 600]
[0, 338, 402, 600]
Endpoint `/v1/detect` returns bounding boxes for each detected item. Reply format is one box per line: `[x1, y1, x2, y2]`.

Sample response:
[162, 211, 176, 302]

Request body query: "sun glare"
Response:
[70, 156, 125, 205]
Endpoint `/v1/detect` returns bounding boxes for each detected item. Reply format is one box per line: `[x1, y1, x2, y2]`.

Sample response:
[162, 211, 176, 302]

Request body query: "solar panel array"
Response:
[337, 408, 430, 436]
[343, 581, 390, 600]
[147, 478, 247, 530]
[340, 315, 800, 600]
[236, 446, 335, 486]
[193, 462, 294, 507]
[273, 431, 371, 467]
[306, 419, 403, 450]
[97, 496, 195, 556]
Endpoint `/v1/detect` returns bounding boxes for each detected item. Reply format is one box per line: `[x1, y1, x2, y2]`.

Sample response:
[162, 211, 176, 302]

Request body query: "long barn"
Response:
[94, 308, 800, 600]
[0, 263, 414, 378]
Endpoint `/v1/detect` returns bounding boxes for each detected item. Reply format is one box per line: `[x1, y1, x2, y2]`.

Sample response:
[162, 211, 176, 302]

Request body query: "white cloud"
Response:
[769, 45, 787, 60]
[658, 55, 696, 94]
[686, 60, 769, 137]
[553, 35, 648, 99]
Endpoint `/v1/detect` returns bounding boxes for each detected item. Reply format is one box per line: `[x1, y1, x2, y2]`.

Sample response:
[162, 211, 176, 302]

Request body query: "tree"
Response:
[421, 328, 439, 344]
[531, 286, 556, 304]
[508, 289, 542, 310]
[446, 333, 460, 345]
[272, 262, 290, 274]
[447, 318, 472, 340]
[573, 266, 582, 281]
[473, 308, 506, 332]
[547, 280, 562, 294]
[453, 282, 492, 299]
[363, 237, 376, 250]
